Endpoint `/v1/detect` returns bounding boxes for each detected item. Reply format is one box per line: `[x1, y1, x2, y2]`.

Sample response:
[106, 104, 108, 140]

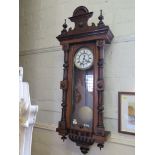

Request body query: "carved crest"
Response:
[69, 6, 93, 29]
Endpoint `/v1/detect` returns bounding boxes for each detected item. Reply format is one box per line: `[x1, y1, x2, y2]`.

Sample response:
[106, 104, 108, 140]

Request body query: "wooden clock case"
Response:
[56, 6, 114, 154]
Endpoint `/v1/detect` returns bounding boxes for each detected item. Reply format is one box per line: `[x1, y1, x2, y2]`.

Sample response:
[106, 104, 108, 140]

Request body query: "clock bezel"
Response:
[74, 47, 94, 70]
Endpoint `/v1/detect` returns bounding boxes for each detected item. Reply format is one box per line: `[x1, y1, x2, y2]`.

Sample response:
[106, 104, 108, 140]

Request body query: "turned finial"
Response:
[61, 19, 68, 34]
[63, 19, 67, 29]
[98, 10, 105, 27]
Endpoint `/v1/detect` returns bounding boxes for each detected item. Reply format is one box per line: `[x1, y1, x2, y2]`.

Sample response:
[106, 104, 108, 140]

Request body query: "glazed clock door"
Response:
[70, 44, 95, 131]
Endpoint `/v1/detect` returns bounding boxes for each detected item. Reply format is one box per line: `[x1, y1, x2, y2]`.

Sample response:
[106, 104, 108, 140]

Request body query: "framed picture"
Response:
[118, 92, 135, 135]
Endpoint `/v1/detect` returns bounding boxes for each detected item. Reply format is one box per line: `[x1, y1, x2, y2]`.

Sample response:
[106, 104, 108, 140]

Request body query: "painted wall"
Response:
[19, 0, 135, 155]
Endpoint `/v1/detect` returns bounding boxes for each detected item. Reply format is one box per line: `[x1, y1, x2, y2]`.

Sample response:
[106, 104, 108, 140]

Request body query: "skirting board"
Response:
[34, 122, 135, 147]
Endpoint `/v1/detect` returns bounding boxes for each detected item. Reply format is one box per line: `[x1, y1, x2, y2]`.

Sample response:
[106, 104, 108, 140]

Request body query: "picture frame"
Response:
[118, 92, 135, 135]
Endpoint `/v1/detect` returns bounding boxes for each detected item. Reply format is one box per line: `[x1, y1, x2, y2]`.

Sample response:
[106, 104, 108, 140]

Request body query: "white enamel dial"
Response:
[74, 48, 93, 70]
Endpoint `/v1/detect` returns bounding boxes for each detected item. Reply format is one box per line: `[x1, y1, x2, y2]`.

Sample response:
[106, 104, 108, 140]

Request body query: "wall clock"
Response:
[56, 6, 114, 154]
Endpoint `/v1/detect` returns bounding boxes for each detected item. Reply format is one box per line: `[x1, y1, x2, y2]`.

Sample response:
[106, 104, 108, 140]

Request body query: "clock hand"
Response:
[83, 55, 86, 61]
[82, 55, 86, 65]
[83, 54, 89, 65]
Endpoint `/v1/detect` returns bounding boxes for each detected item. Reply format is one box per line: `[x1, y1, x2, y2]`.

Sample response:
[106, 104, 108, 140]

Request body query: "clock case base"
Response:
[57, 126, 110, 154]
[56, 6, 114, 154]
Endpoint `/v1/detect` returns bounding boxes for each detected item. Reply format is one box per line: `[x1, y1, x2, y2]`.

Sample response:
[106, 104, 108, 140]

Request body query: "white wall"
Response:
[19, 0, 135, 155]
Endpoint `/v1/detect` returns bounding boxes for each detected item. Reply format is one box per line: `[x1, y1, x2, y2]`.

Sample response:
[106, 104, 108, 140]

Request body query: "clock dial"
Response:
[74, 48, 93, 70]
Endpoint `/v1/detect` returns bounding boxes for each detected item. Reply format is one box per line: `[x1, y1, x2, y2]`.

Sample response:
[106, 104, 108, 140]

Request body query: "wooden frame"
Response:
[118, 92, 135, 135]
